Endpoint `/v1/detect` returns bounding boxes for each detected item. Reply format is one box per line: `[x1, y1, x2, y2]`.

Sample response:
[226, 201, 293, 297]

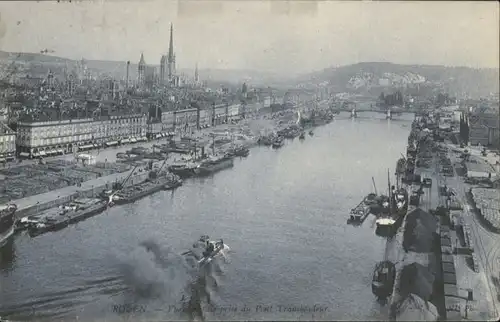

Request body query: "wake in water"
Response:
[116, 238, 230, 321]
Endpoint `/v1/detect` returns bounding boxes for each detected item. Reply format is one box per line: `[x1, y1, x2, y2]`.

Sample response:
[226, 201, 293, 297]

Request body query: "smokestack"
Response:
[126, 61, 130, 90]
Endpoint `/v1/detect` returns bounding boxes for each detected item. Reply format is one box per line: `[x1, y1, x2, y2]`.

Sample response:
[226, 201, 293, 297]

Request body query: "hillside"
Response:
[300, 62, 500, 98]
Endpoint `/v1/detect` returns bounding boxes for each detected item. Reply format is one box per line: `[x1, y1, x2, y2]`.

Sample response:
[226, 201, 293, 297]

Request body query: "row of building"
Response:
[0, 101, 260, 161]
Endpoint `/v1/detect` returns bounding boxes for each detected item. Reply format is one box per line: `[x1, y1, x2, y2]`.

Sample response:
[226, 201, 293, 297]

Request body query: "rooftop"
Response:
[465, 157, 496, 174]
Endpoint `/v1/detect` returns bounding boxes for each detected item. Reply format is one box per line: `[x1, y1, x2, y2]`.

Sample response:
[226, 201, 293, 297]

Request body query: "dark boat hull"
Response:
[195, 158, 234, 176]
[29, 202, 108, 237]
[372, 260, 396, 299]
[164, 179, 183, 190]
[168, 166, 198, 179]
[114, 183, 166, 205]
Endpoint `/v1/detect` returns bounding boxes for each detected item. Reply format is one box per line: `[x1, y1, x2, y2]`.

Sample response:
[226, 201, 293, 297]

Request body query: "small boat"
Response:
[178, 235, 230, 268]
[299, 132, 305, 140]
[348, 201, 371, 224]
[271, 137, 284, 149]
[309, 130, 314, 136]
[164, 174, 183, 190]
[372, 260, 396, 299]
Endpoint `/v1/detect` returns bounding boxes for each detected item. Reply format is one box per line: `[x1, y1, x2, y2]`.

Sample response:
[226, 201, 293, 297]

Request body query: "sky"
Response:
[0, 1, 498, 76]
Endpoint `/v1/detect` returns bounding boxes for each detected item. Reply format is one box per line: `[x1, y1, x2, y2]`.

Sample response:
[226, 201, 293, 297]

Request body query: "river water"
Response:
[0, 112, 413, 321]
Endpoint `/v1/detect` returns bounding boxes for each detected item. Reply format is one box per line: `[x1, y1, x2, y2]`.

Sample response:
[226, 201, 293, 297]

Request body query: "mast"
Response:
[372, 176, 378, 195]
[387, 169, 392, 216]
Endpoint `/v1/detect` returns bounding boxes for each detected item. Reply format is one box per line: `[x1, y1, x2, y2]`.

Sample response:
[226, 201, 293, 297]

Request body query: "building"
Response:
[160, 55, 167, 85]
[161, 110, 175, 132]
[0, 122, 16, 163]
[16, 117, 94, 158]
[138, 53, 146, 86]
[465, 157, 497, 179]
[468, 113, 500, 147]
[16, 110, 148, 159]
[174, 108, 198, 135]
[145, 66, 156, 89]
[227, 104, 242, 122]
[147, 104, 171, 139]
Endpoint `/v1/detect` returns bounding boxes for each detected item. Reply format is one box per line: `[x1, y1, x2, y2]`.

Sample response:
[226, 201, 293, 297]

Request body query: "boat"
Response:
[309, 130, 314, 136]
[226, 145, 250, 158]
[375, 170, 408, 237]
[164, 173, 183, 190]
[28, 199, 108, 237]
[271, 137, 284, 149]
[258, 135, 274, 146]
[0, 204, 17, 248]
[111, 176, 173, 205]
[168, 162, 200, 179]
[299, 132, 305, 140]
[371, 260, 396, 299]
[348, 200, 371, 224]
[194, 154, 234, 176]
[180, 235, 230, 268]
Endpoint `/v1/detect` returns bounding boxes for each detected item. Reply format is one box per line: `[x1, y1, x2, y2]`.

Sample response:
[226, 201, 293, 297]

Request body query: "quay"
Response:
[385, 112, 500, 321]
[8, 105, 334, 221]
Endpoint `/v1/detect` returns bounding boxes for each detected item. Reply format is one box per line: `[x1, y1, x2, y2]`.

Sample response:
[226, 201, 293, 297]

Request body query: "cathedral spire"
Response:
[168, 23, 174, 61]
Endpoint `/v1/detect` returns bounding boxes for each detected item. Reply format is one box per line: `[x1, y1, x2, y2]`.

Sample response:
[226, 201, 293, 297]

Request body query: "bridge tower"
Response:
[386, 109, 392, 120]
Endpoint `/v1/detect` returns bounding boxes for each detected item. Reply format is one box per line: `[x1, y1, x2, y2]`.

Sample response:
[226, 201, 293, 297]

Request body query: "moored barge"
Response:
[28, 198, 108, 237]
[372, 260, 396, 299]
[194, 154, 234, 176]
[112, 176, 174, 205]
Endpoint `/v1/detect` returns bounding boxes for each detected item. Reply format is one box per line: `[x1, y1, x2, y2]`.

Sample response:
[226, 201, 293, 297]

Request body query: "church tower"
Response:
[160, 55, 167, 85]
[138, 53, 146, 86]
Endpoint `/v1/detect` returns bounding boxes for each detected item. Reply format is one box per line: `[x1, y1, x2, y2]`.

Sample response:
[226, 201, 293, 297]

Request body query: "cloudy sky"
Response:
[0, 1, 498, 75]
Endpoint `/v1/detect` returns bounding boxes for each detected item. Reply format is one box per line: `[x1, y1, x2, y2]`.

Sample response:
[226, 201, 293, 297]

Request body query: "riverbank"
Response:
[386, 114, 500, 321]
[8, 107, 315, 220]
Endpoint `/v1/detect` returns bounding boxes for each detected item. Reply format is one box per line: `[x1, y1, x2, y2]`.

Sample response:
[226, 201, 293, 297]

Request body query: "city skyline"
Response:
[0, 1, 498, 76]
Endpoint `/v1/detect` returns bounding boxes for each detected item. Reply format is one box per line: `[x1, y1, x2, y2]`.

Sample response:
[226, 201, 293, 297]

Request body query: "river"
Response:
[0, 112, 413, 321]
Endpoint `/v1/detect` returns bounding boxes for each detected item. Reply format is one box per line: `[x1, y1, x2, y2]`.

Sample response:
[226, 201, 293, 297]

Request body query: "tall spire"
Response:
[168, 23, 174, 61]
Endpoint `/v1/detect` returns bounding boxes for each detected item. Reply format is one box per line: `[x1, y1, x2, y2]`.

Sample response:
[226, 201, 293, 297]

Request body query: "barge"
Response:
[347, 200, 371, 225]
[226, 145, 250, 158]
[112, 176, 174, 205]
[194, 154, 234, 176]
[168, 162, 200, 179]
[28, 199, 108, 237]
[372, 260, 396, 300]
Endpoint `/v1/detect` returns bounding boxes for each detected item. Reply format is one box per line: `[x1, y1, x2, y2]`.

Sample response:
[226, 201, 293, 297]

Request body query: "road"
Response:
[446, 143, 500, 320]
